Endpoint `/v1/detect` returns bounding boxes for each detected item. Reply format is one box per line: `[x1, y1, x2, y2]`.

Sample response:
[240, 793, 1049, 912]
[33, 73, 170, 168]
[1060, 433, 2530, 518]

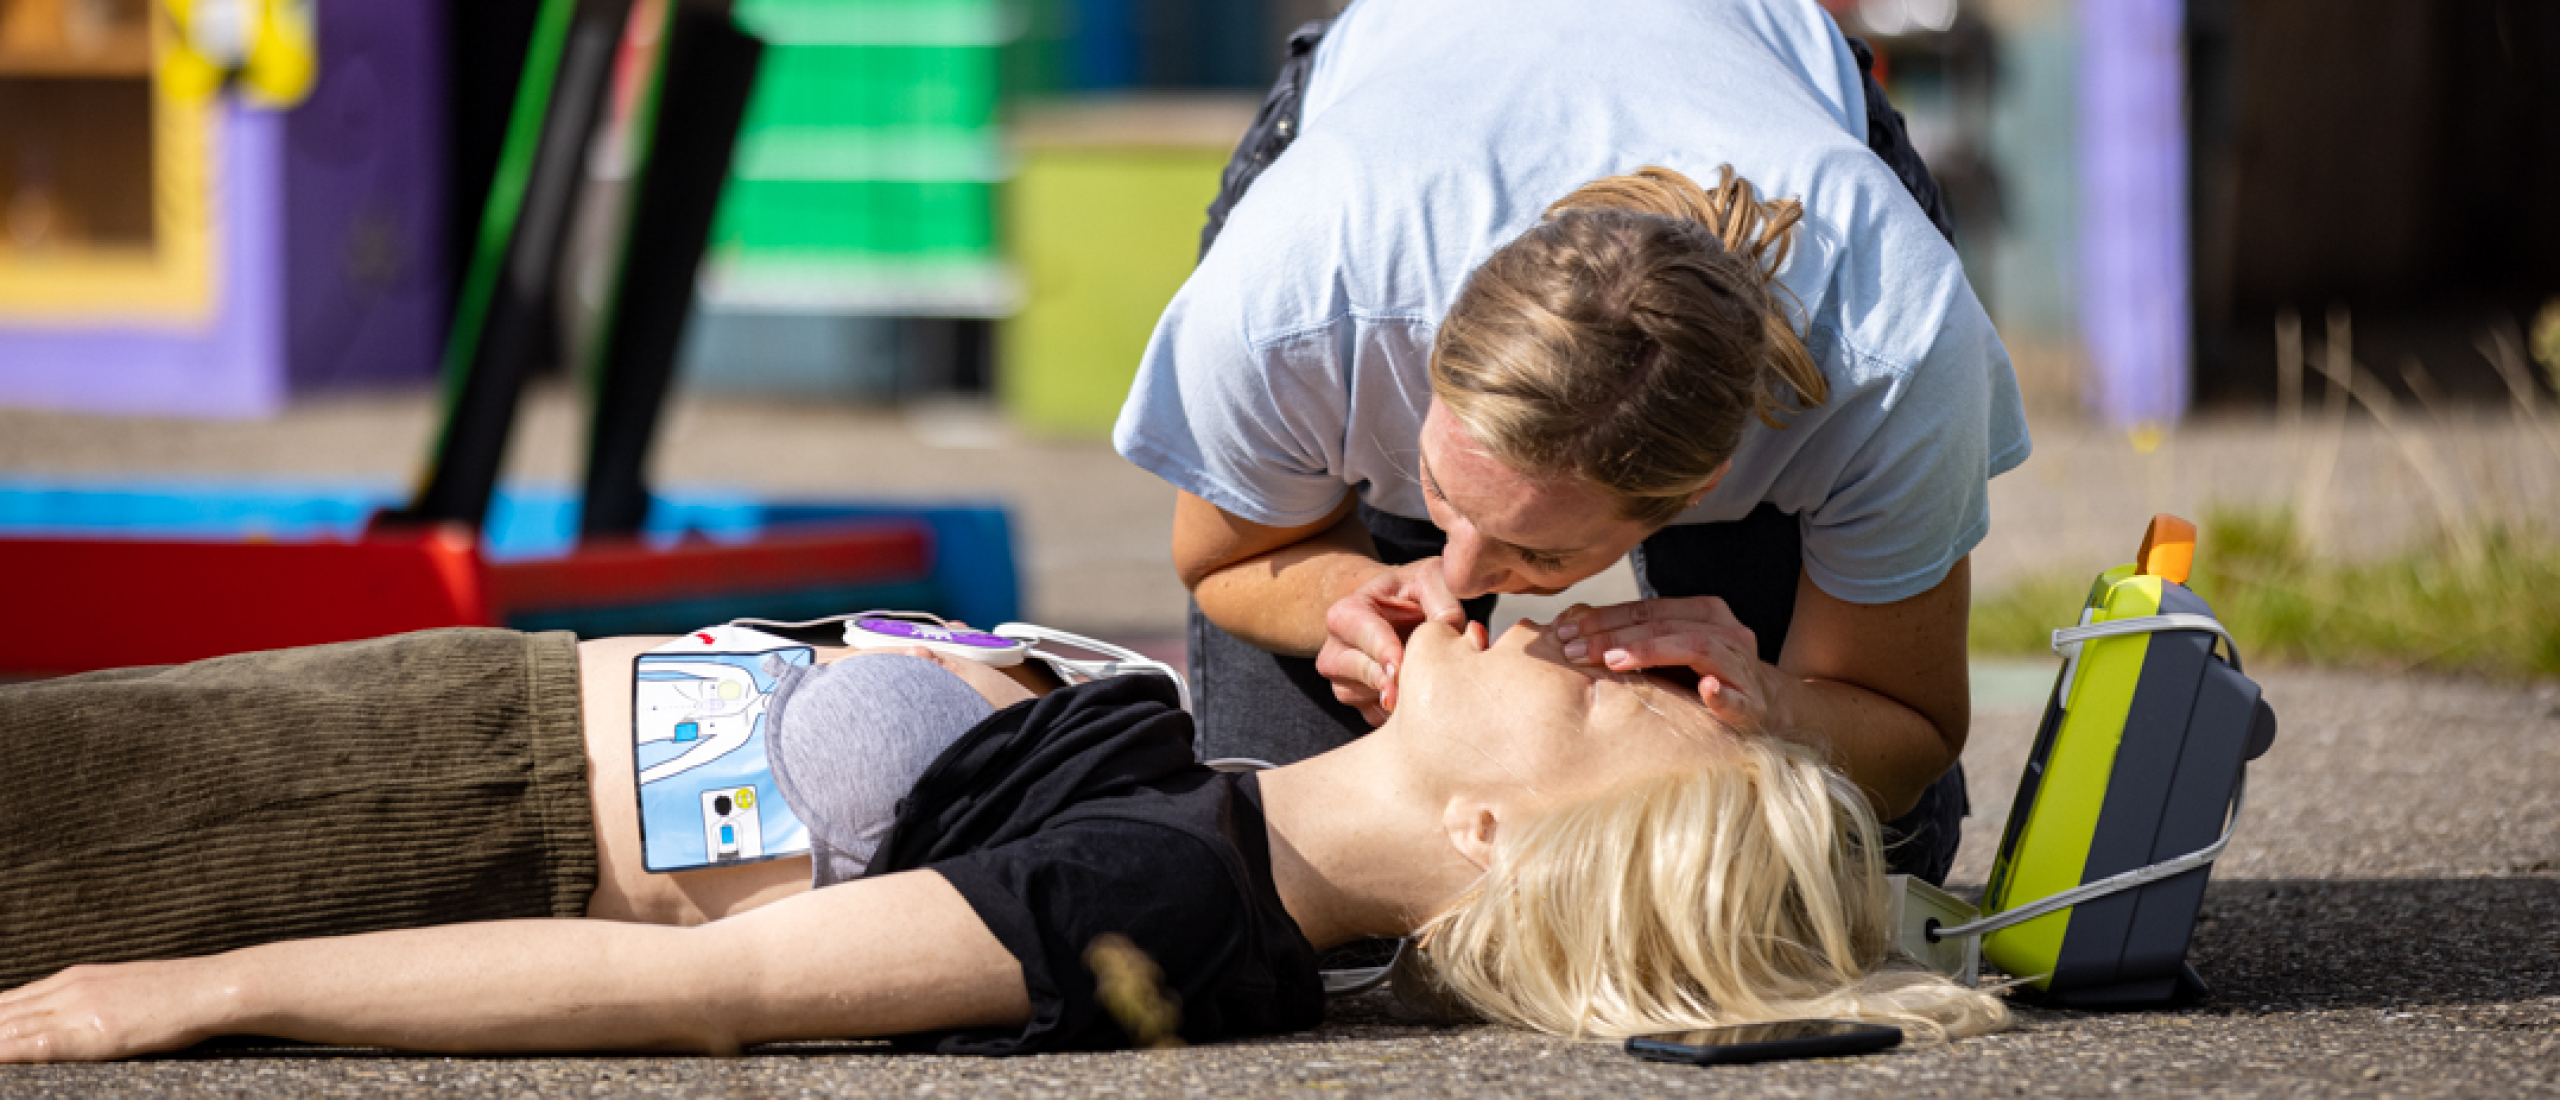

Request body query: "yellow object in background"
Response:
[1001, 98, 1252, 438]
[160, 0, 313, 107]
[0, 6, 214, 321]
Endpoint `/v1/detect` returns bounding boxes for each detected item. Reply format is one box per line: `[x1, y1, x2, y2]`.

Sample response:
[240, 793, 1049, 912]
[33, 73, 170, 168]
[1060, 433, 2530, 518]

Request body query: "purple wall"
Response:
[0, 104, 285, 417]
[284, 0, 448, 393]
[0, 0, 445, 417]
[2079, 0, 2191, 428]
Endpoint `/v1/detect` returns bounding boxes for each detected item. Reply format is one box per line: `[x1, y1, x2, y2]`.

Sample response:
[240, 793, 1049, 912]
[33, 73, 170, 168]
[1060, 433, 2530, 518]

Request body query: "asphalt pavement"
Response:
[1, 392, 2554, 1096]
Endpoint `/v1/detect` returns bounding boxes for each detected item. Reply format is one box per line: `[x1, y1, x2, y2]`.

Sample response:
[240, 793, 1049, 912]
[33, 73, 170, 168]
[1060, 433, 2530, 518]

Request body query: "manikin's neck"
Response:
[1253, 727, 1488, 951]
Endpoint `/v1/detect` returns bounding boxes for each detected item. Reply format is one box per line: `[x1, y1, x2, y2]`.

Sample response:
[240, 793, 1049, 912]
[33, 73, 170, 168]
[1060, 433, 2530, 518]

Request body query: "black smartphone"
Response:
[1624, 1019, 1903, 1065]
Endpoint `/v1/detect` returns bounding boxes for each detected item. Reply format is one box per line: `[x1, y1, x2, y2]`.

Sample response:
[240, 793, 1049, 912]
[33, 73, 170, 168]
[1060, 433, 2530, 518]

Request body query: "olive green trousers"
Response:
[1, 629, 596, 990]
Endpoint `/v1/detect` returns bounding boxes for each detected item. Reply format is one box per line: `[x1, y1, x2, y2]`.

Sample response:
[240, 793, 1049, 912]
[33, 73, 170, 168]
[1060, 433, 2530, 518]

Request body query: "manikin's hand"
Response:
[0, 957, 233, 1062]
[1315, 557, 1469, 725]
[893, 644, 1040, 709]
[1553, 597, 1779, 734]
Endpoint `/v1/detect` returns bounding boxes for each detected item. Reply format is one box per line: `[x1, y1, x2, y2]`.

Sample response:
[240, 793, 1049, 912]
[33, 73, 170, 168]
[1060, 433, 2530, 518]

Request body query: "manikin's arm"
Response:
[0, 871, 1026, 1062]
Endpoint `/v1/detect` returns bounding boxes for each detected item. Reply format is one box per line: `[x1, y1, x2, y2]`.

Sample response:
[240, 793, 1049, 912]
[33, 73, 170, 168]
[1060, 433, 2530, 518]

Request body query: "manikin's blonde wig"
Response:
[1413, 737, 2009, 1042]
[1430, 165, 1825, 526]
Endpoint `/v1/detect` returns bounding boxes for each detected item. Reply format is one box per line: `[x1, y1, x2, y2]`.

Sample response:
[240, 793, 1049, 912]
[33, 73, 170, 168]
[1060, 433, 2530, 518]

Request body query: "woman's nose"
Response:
[1441, 524, 1507, 598]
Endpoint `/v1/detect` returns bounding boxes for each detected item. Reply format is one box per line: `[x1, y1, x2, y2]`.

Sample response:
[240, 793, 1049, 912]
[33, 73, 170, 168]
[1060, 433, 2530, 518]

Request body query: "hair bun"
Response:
[1546, 165, 1802, 286]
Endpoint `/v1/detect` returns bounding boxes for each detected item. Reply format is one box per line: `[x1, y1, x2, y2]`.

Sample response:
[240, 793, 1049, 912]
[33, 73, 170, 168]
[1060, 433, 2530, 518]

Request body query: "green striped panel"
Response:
[744, 44, 1002, 131]
[715, 178, 996, 258]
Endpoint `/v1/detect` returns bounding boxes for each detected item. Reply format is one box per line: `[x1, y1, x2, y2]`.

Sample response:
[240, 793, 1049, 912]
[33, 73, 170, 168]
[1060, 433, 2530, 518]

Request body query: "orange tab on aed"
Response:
[2136, 514, 2196, 584]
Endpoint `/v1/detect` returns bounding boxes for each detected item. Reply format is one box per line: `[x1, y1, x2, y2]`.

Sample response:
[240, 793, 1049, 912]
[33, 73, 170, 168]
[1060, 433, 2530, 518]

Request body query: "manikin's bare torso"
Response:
[573, 637, 1043, 925]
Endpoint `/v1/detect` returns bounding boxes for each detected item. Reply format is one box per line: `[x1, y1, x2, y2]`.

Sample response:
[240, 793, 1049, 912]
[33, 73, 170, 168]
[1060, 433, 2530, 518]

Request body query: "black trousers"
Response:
[1188, 23, 1966, 884]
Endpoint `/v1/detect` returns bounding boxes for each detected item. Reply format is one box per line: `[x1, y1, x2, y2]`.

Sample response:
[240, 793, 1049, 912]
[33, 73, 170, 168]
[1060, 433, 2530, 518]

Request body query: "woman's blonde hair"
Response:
[1411, 736, 2009, 1042]
[1430, 165, 1825, 526]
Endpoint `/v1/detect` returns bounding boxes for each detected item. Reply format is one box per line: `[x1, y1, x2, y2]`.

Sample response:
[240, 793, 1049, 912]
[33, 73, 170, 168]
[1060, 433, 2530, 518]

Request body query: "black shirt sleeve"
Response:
[871, 679, 1324, 1055]
[922, 813, 1265, 1054]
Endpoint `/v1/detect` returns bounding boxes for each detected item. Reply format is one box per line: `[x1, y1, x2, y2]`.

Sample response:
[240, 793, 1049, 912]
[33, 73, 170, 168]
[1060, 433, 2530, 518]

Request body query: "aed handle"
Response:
[1930, 774, 2247, 943]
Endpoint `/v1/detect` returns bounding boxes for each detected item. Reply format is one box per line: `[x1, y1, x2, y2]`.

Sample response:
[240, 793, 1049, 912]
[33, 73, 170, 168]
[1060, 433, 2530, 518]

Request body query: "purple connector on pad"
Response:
[843, 617, 1028, 665]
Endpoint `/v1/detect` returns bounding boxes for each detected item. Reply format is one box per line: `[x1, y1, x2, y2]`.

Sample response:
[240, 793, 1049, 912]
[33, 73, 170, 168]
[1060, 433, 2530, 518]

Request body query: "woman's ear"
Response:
[1442, 799, 1500, 870]
[1687, 459, 1735, 507]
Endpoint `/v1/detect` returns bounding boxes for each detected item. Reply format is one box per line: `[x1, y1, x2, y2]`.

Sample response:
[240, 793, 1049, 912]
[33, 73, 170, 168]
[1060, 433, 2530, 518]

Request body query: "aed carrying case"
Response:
[1966, 515, 2279, 1008]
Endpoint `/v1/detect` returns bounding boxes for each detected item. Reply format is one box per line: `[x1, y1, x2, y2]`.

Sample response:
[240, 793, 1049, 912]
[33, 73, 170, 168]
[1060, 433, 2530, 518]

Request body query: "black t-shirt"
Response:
[867, 674, 1324, 1054]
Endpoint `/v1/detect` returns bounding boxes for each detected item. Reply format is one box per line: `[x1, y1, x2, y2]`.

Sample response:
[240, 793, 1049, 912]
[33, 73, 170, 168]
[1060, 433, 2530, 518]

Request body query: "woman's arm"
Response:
[1557, 559, 1972, 818]
[1175, 490, 1467, 723]
[0, 871, 1026, 1062]
[1768, 561, 1971, 817]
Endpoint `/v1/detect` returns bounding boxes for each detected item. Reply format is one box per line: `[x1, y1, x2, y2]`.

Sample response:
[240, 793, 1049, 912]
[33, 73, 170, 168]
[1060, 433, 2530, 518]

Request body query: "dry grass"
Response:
[1970, 305, 2560, 682]
[1971, 507, 2560, 680]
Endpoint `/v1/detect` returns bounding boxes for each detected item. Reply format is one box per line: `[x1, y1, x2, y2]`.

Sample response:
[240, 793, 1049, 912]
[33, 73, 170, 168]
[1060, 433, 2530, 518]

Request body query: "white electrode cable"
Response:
[725, 611, 1193, 710]
[1929, 774, 2247, 941]
[997, 622, 1192, 712]
[728, 609, 907, 633]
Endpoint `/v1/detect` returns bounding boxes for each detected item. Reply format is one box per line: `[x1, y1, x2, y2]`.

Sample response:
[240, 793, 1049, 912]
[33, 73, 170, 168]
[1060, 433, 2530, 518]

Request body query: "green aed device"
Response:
[1966, 515, 2279, 1007]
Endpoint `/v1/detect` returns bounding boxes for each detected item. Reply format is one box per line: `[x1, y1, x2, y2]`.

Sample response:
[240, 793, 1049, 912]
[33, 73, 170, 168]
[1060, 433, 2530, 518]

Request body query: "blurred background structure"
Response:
[2, 0, 2557, 655]
[0, 0, 441, 415]
[5, 0, 2552, 424]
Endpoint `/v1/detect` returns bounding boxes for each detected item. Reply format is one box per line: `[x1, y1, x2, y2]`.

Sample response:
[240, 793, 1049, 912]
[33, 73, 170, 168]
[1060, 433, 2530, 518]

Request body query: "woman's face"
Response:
[1392, 617, 1729, 807]
[1416, 401, 1660, 599]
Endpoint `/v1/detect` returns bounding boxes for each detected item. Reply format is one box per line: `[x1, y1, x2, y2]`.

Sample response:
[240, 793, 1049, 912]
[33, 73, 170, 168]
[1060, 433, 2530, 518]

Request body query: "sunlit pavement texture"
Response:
[2, 394, 2556, 1096]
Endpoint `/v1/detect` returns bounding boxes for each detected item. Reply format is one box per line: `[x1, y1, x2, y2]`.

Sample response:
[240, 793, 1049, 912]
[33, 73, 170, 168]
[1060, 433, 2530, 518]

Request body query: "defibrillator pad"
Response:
[630, 625, 815, 871]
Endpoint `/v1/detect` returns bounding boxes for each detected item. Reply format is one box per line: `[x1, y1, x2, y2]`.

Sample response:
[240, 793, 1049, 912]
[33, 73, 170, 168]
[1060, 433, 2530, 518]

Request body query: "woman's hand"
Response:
[0, 957, 235, 1063]
[1315, 557, 1468, 725]
[1553, 597, 1781, 733]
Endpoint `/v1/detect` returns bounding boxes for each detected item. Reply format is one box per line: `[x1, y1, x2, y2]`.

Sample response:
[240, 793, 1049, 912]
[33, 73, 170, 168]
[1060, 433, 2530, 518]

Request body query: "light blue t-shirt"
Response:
[1111, 0, 2032, 605]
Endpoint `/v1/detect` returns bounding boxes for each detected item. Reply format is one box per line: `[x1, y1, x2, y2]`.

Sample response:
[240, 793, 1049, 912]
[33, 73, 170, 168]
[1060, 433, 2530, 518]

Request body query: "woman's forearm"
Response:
[1194, 536, 1392, 657]
[2, 921, 713, 1061]
[1765, 677, 1960, 820]
[1768, 561, 1973, 820]
[1177, 492, 1388, 657]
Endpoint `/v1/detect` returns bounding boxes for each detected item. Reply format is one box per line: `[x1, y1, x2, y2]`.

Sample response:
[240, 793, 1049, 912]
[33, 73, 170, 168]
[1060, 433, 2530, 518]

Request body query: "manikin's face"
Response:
[1414, 401, 1674, 599]
[1391, 617, 1729, 810]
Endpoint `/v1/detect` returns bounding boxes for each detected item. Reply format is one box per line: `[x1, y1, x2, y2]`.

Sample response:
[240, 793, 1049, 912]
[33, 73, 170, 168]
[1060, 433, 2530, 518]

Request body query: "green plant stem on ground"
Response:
[1969, 508, 2560, 681]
